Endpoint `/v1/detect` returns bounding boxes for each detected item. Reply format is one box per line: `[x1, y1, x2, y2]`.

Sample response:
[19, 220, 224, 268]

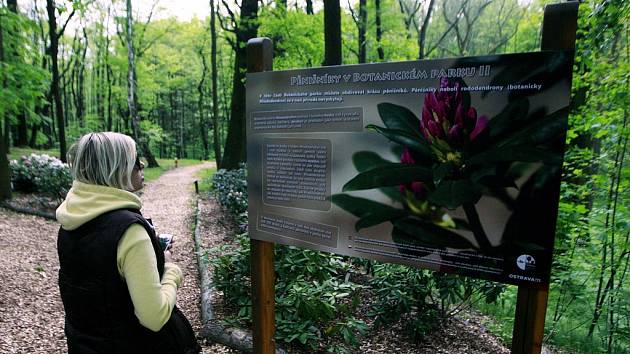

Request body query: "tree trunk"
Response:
[221, 0, 259, 170]
[75, 29, 88, 127]
[107, 66, 113, 131]
[29, 123, 38, 147]
[125, 0, 158, 167]
[179, 90, 184, 158]
[1, 9, 9, 153]
[417, 0, 435, 59]
[197, 49, 209, 160]
[358, 0, 367, 63]
[0, 11, 12, 201]
[375, 0, 384, 61]
[46, 0, 67, 162]
[305, 0, 313, 15]
[210, 0, 222, 168]
[323, 0, 342, 66]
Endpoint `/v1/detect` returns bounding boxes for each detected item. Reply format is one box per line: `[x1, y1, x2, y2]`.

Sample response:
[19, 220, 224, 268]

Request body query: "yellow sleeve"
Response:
[116, 224, 183, 332]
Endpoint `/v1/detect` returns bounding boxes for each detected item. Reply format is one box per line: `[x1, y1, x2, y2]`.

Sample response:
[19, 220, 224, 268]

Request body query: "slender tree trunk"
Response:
[107, 66, 113, 131]
[417, 0, 435, 59]
[46, 0, 67, 162]
[210, 0, 222, 168]
[587, 113, 628, 338]
[0, 11, 12, 200]
[323, 0, 342, 66]
[29, 123, 38, 147]
[125, 0, 158, 167]
[305, 0, 313, 15]
[197, 49, 210, 160]
[3, 116, 9, 153]
[1, 8, 9, 153]
[358, 0, 367, 63]
[375, 0, 384, 61]
[179, 91, 184, 158]
[221, 0, 259, 169]
[105, 6, 113, 131]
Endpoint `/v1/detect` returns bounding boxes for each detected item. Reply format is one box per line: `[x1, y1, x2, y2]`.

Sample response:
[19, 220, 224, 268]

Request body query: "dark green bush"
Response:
[9, 154, 72, 200]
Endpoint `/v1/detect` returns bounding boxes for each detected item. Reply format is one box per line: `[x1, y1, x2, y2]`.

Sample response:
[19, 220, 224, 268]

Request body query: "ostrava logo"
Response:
[516, 254, 536, 271]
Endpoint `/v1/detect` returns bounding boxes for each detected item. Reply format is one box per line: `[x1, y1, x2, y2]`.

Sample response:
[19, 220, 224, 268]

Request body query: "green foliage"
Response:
[210, 165, 504, 350]
[194, 167, 217, 193]
[0, 7, 49, 128]
[210, 165, 248, 216]
[368, 263, 438, 339]
[9, 153, 72, 200]
[8, 147, 60, 161]
[142, 158, 203, 182]
[476, 2, 630, 353]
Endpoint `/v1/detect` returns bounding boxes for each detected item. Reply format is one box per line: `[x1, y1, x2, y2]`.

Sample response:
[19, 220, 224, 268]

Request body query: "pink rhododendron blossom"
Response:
[420, 78, 488, 164]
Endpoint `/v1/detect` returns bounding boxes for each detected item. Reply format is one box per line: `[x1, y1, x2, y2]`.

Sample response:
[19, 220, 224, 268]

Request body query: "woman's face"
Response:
[130, 157, 145, 192]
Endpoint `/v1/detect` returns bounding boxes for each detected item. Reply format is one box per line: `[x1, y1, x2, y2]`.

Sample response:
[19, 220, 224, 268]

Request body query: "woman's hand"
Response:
[164, 250, 173, 263]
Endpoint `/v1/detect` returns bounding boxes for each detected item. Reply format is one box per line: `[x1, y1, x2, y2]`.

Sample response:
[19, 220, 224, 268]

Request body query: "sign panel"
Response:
[246, 51, 573, 287]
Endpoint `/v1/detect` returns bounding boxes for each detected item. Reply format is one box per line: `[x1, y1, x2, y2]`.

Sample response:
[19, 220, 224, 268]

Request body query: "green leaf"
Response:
[466, 146, 562, 166]
[428, 180, 481, 208]
[351, 152, 405, 202]
[486, 99, 530, 140]
[393, 217, 476, 249]
[376, 103, 422, 136]
[469, 166, 497, 183]
[365, 124, 434, 161]
[355, 209, 409, 231]
[496, 107, 569, 148]
[342, 163, 432, 192]
[331, 194, 400, 218]
[433, 162, 457, 184]
[352, 151, 393, 172]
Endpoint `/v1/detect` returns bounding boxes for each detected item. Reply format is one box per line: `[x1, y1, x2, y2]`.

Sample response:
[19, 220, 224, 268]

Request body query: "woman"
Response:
[56, 132, 200, 354]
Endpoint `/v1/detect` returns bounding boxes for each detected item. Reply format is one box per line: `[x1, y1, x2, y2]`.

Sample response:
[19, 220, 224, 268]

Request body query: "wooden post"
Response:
[512, 3, 578, 354]
[194, 180, 199, 194]
[248, 37, 276, 354]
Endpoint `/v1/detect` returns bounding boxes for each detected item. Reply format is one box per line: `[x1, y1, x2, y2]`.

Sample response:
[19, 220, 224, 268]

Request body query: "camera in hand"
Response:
[158, 234, 174, 251]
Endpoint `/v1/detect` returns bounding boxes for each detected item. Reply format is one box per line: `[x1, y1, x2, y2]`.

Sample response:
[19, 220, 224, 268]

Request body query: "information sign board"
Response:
[247, 51, 573, 287]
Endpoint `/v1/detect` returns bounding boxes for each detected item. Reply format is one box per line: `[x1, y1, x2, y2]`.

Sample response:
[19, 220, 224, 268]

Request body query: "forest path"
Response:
[139, 161, 234, 353]
[0, 161, 231, 353]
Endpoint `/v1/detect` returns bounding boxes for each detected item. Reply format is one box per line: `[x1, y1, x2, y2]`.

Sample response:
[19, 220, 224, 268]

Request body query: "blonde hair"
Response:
[68, 132, 137, 190]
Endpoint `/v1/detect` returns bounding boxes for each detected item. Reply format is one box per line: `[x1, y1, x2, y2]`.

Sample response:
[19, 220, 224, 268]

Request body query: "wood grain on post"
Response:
[248, 37, 276, 354]
[512, 2, 578, 354]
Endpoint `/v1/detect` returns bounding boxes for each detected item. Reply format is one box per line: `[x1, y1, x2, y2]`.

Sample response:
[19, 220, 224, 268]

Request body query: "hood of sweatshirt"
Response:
[56, 180, 142, 231]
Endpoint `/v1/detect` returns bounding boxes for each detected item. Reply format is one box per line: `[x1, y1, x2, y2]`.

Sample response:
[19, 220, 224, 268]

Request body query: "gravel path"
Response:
[139, 162, 233, 354]
[0, 162, 231, 354]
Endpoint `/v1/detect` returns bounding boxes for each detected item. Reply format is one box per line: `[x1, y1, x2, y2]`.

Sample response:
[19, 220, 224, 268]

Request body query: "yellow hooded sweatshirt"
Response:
[56, 181, 183, 332]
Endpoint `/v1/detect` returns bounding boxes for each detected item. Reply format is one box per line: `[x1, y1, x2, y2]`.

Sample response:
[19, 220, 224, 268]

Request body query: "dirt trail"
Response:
[0, 162, 230, 354]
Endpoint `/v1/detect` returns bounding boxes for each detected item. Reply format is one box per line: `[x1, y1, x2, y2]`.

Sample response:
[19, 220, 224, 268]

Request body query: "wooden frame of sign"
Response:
[248, 2, 578, 353]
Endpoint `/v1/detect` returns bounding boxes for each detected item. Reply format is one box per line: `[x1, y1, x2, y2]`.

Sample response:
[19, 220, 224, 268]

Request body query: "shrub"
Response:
[9, 154, 72, 200]
[210, 165, 248, 223]
[208, 163, 503, 349]
[209, 232, 367, 351]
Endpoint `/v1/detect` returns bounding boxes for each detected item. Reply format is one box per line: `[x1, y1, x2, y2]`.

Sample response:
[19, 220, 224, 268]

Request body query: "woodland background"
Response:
[0, 0, 628, 352]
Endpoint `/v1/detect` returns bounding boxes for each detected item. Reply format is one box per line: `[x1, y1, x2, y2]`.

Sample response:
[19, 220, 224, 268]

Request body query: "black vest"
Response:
[57, 209, 200, 354]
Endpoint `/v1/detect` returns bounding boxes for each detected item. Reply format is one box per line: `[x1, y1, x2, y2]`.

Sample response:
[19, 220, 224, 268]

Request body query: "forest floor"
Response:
[0, 163, 510, 354]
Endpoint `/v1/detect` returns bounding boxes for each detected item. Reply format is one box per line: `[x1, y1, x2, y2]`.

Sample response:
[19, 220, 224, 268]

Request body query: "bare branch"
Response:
[58, 8, 76, 37]
[221, 0, 238, 31]
[137, 0, 159, 50]
[218, 11, 237, 35]
[347, 0, 358, 24]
